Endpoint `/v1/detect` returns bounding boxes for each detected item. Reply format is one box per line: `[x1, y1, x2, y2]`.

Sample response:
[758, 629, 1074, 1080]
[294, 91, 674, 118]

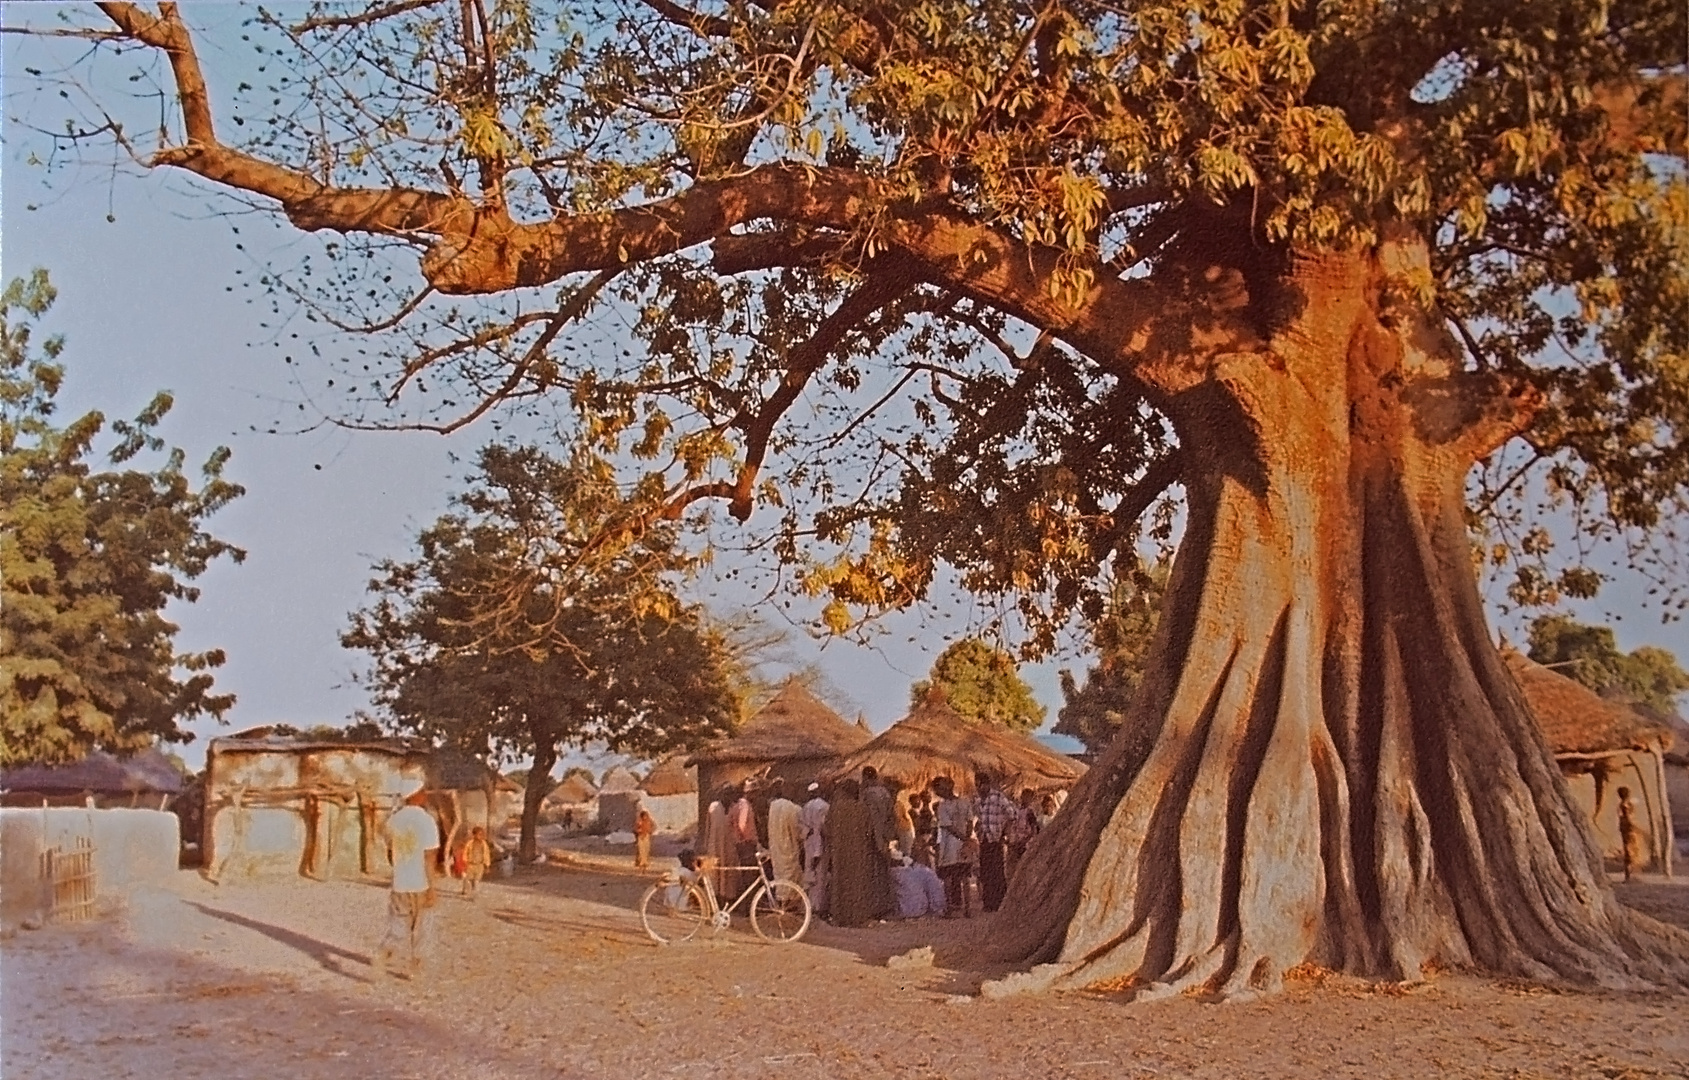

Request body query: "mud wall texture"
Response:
[1, 808, 178, 931]
[1560, 751, 1670, 870]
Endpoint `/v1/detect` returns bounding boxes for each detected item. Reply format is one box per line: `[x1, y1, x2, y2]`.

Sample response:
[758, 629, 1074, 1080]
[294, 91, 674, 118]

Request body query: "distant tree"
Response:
[1527, 615, 1689, 714]
[1056, 564, 1169, 754]
[912, 638, 1045, 732]
[0, 270, 244, 766]
[343, 444, 741, 861]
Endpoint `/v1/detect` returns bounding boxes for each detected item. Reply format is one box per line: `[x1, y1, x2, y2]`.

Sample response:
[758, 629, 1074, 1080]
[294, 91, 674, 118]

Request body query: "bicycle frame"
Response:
[697, 856, 778, 920]
[640, 851, 812, 945]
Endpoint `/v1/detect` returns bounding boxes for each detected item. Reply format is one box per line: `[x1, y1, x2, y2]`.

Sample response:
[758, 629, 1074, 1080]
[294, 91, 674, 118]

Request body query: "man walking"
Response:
[374, 779, 440, 979]
[974, 772, 1017, 913]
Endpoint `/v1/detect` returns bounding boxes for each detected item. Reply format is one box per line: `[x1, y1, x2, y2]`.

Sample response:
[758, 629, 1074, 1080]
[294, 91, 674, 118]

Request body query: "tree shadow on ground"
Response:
[486, 854, 1007, 995]
[2, 922, 560, 1080]
[186, 902, 372, 981]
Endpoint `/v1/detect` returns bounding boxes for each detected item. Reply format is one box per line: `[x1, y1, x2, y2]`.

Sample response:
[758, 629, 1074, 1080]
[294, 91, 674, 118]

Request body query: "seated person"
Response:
[666, 849, 710, 905]
[889, 848, 947, 919]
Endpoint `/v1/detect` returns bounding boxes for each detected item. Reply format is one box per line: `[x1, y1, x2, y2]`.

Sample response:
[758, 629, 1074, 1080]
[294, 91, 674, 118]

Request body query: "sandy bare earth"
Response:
[5, 841, 1687, 1080]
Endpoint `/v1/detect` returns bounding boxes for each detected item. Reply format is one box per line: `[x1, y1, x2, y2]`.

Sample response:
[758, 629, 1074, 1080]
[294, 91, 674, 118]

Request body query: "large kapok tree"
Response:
[21, 0, 1688, 994]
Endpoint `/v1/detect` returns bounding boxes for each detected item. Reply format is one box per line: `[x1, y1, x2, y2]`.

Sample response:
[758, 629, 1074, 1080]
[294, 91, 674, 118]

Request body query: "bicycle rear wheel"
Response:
[749, 879, 812, 943]
[639, 881, 709, 944]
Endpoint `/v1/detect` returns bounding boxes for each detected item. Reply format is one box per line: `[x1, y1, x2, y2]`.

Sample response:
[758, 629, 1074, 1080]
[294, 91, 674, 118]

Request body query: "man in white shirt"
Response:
[799, 782, 830, 916]
[373, 779, 439, 980]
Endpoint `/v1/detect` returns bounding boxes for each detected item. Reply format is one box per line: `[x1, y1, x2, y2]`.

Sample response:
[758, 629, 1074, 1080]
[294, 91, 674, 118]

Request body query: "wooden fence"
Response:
[44, 836, 96, 923]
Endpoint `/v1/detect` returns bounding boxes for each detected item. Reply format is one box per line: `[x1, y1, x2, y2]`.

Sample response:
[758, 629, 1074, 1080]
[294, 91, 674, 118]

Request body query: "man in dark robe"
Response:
[861, 766, 898, 859]
[822, 778, 894, 927]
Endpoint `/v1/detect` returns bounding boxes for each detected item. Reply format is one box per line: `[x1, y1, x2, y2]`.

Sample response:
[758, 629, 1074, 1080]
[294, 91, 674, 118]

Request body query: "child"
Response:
[634, 806, 656, 870]
[1616, 786, 1642, 882]
[461, 826, 493, 899]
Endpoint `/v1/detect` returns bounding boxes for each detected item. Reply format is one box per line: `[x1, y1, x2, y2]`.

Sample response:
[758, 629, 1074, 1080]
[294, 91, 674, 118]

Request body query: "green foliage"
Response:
[1527, 614, 1689, 713]
[342, 444, 742, 767]
[1055, 561, 1168, 754]
[912, 637, 1045, 731]
[0, 271, 245, 766]
[18, 0, 1689, 639]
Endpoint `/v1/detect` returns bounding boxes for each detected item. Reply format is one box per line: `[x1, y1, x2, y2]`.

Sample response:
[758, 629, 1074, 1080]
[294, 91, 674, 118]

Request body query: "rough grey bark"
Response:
[986, 244, 1689, 1000]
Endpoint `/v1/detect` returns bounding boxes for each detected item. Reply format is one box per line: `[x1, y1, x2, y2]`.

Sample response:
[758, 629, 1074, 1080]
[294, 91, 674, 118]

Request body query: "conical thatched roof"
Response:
[689, 680, 870, 765]
[640, 754, 698, 796]
[1, 749, 185, 796]
[1502, 649, 1675, 756]
[548, 772, 598, 805]
[599, 764, 642, 793]
[826, 696, 1085, 795]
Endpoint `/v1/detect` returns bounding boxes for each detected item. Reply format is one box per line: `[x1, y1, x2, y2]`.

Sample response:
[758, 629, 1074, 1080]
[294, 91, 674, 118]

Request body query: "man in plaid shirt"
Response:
[974, 772, 1018, 913]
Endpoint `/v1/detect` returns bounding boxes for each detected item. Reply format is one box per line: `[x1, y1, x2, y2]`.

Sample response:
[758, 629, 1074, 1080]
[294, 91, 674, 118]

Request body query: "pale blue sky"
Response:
[4, 9, 1683, 771]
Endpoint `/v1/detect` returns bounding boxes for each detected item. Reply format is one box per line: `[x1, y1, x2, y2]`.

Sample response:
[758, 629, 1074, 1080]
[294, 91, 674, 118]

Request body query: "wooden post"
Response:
[1651, 746, 1674, 879]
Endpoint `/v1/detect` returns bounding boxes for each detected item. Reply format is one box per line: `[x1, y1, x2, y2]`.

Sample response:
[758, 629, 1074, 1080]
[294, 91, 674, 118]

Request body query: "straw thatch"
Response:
[640, 754, 698, 796]
[688, 680, 870, 765]
[825, 696, 1085, 796]
[547, 772, 598, 805]
[0, 749, 185, 796]
[599, 764, 642, 793]
[1502, 649, 1676, 755]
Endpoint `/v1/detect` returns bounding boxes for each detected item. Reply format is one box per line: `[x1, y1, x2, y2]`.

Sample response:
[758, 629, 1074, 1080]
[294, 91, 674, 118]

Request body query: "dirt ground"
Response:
[5, 836, 1687, 1080]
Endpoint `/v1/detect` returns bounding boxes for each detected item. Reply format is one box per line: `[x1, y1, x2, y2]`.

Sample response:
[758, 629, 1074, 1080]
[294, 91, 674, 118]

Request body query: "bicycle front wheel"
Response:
[639, 881, 709, 944]
[749, 879, 812, 943]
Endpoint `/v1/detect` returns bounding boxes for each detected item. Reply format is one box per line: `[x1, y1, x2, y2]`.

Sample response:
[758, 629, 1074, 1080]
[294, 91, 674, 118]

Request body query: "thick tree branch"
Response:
[637, 0, 736, 41]
[1085, 451, 1184, 562]
[711, 230, 851, 275]
[1592, 72, 1688, 157]
[100, 4, 1252, 393]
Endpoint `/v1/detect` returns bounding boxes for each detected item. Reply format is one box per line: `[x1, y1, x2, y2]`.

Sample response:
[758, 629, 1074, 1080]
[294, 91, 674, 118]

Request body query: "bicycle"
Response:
[639, 853, 812, 945]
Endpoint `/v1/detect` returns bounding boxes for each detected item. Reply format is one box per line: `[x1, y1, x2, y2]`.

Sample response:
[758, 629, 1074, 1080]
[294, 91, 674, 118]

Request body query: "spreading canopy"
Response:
[20, 0, 1684, 638]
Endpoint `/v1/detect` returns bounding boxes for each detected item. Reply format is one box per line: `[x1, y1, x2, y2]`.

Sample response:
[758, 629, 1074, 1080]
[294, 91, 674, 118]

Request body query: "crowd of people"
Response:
[699, 768, 1061, 927]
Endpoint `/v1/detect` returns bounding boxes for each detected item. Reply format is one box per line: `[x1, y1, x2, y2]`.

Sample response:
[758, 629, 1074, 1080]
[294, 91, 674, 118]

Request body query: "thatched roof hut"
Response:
[691, 681, 870, 766]
[640, 754, 698, 797]
[599, 764, 642, 794]
[1501, 649, 1675, 755]
[1, 748, 185, 807]
[1503, 648, 1676, 876]
[548, 772, 598, 805]
[826, 694, 1086, 797]
[688, 680, 872, 818]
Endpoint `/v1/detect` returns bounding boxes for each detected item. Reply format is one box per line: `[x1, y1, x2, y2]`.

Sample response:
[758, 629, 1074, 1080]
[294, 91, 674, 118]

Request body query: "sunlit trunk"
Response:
[989, 248, 1689, 999]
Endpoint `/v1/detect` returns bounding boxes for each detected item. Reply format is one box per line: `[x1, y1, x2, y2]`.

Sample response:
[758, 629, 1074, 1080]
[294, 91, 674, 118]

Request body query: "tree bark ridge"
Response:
[985, 246, 1689, 1001]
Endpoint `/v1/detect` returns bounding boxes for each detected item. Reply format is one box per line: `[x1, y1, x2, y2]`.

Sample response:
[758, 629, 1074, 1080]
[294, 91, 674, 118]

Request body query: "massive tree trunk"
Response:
[987, 242, 1689, 1000]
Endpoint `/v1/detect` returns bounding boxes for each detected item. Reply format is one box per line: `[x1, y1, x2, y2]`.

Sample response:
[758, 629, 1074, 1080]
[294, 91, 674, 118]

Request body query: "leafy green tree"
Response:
[1056, 563, 1168, 754]
[343, 444, 741, 860]
[24, 0, 1689, 991]
[912, 637, 1045, 731]
[1, 270, 244, 765]
[1527, 615, 1689, 714]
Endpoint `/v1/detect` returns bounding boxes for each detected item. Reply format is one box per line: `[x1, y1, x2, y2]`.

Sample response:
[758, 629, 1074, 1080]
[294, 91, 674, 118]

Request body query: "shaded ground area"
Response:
[4, 841, 1686, 1080]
